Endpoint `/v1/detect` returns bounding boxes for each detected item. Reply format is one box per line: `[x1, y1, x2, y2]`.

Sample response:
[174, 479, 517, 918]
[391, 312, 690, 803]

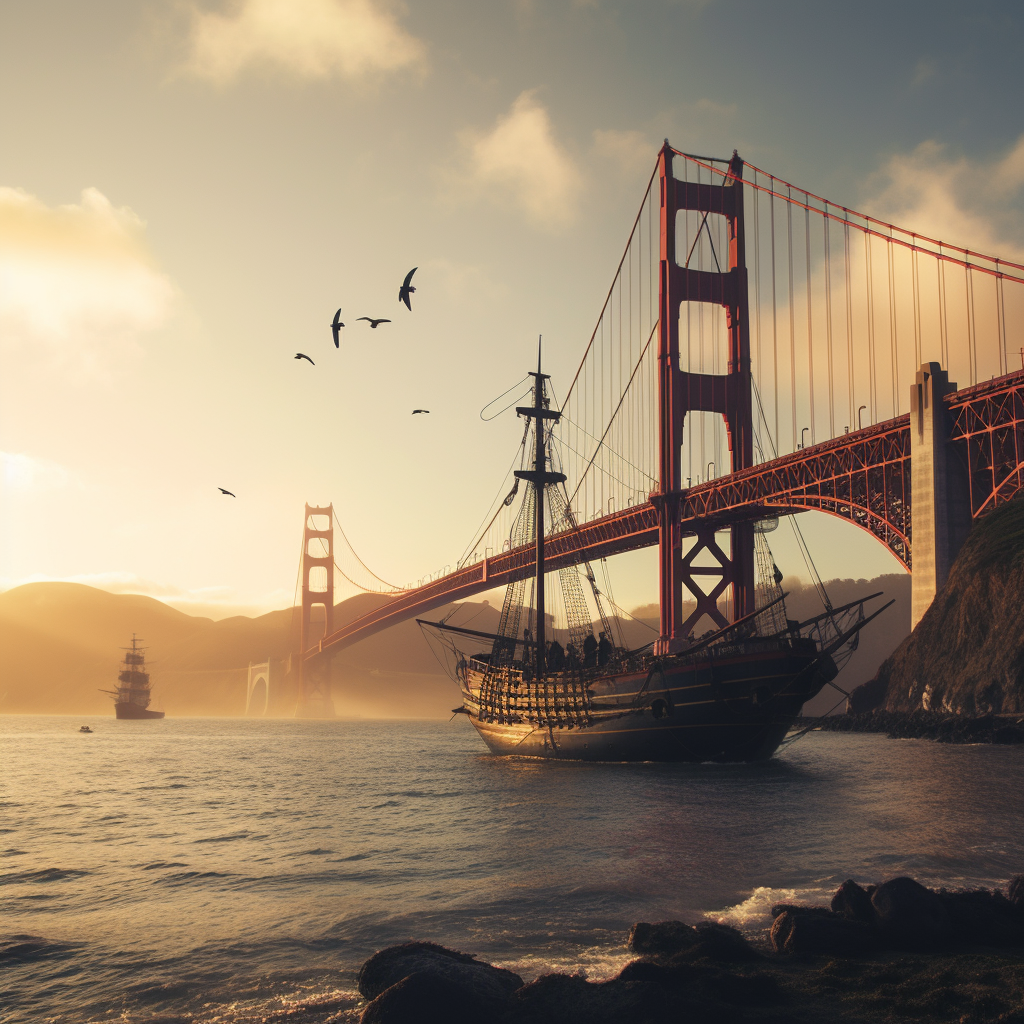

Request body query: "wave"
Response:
[0, 868, 89, 885]
[139, 862, 190, 870]
[193, 833, 251, 844]
[0, 933, 82, 964]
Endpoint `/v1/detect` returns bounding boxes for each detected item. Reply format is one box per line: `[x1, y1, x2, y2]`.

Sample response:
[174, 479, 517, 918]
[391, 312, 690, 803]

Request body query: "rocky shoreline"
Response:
[353, 875, 1024, 1023]
[802, 710, 1024, 744]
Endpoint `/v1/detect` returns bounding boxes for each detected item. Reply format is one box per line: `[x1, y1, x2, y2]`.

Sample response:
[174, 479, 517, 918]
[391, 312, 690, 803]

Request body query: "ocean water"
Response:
[2, 715, 1023, 1023]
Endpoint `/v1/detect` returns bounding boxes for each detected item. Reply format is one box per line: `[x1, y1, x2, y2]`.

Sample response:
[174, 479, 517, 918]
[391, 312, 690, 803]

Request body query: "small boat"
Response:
[79, 725, 93, 733]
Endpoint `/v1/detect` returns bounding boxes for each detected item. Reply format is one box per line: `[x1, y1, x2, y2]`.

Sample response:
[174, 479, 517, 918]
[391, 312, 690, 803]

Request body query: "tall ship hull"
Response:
[114, 701, 165, 720]
[458, 640, 833, 763]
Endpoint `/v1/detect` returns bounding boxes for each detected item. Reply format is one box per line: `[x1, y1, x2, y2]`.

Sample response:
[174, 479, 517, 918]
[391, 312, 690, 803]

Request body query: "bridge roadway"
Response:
[310, 369, 1024, 660]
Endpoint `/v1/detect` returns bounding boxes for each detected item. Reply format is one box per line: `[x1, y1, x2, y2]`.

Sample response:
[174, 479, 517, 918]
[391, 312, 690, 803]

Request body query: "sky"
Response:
[2, 0, 1024, 620]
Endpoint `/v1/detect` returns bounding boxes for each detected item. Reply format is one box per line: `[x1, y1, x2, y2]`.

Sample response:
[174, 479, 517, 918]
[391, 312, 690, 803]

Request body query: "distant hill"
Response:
[0, 571, 911, 719]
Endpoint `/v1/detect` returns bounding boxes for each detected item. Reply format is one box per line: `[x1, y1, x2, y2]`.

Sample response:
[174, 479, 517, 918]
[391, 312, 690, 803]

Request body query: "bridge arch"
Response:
[246, 661, 270, 716]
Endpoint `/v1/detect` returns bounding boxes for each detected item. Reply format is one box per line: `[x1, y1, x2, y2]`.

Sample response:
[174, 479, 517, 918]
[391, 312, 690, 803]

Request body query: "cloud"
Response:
[0, 186, 175, 372]
[459, 91, 583, 230]
[863, 136, 1024, 262]
[0, 452, 79, 494]
[184, 0, 425, 84]
[592, 129, 658, 181]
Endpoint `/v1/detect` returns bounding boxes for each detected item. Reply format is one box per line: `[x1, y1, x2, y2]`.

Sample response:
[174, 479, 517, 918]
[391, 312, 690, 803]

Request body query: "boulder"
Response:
[769, 908, 876, 956]
[356, 942, 522, 1013]
[937, 889, 1024, 946]
[510, 972, 675, 1024]
[870, 877, 953, 949]
[1009, 875, 1024, 909]
[627, 920, 698, 955]
[684, 922, 758, 962]
[831, 879, 876, 926]
[360, 971, 490, 1024]
[769, 903, 831, 919]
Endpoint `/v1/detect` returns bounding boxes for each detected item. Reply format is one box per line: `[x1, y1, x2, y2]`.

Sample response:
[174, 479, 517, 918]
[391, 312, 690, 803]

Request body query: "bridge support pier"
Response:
[296, 503, 337, 719]
[910, 363, 972, 628]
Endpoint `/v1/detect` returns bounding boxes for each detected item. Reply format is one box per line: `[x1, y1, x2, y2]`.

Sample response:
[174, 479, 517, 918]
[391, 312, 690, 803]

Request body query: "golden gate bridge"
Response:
[291, 142, 1024, 717]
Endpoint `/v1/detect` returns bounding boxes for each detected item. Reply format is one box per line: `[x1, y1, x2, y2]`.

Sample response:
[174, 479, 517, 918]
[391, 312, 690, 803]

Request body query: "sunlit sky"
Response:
[2, 0, 1023, 619]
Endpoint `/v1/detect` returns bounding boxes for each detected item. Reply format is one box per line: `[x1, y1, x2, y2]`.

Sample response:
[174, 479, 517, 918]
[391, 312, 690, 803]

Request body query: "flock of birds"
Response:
[220, 267, 423, 498]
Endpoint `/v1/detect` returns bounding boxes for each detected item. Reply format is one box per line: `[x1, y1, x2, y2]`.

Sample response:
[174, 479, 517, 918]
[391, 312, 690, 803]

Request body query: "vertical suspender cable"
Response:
[864, 223, 877, 424]
[844, 215, 854, 431]
[965, 259, 977, 386]
[996, 263, 1007, 376]
[770, 177, 779, 448]
[823, 204, 835, 438]
[939, 245, 949, 371]
[804, 198, 815, 442]
[787, 188, 797, 451]
[887, 230, 898, 416]
[912, 238, 922, 370]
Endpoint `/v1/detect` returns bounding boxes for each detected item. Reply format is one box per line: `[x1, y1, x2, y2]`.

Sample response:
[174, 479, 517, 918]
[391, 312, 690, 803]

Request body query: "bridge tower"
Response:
[655, 142, 755, 653]
[909, 364, 972, 628]
[296, 503, 336, 718]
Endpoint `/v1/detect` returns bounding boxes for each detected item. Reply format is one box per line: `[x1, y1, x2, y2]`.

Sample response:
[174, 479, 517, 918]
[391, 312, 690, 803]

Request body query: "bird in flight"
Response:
[331, 309, 344, 348]
[218, 488, 236, 497]
[357, 317, 391, 329]
[398, 268, 417, 311]
[412, 409, 430, 415]
[295, 352, 315, 365]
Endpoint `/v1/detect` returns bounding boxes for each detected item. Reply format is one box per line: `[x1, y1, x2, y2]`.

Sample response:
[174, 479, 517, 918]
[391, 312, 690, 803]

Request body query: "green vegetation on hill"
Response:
[851, 496, 1024, 715]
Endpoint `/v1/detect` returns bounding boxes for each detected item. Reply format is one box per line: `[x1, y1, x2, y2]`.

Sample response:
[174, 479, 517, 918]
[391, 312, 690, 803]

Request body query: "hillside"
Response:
[0, 569, 912, 719]
[850, 496, 1024, 715]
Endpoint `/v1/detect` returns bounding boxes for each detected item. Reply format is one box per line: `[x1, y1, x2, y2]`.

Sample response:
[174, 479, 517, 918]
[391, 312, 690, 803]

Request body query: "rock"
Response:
[360, 971, 489, 1024]
[871, 877, 953, 949]
[1009, 875, 1024, 909]
[684, 922, 758, 962]
[769, 903, 832, 919]
[356, 937, 524, 1003]
[831, 879, 876, 926]
[937, 889, 1024, 946]
[510, 972, 674, 1024]
[627, 920, 698, 955]
[770, 908, 876, 956]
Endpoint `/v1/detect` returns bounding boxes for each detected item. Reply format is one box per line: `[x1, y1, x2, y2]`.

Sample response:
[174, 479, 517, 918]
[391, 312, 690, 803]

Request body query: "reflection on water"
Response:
[2, 715, 1022, 1023]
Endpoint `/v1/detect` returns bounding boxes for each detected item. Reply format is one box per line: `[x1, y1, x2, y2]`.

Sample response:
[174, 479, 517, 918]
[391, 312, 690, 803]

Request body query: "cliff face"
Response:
[851, 496, 1024, 715]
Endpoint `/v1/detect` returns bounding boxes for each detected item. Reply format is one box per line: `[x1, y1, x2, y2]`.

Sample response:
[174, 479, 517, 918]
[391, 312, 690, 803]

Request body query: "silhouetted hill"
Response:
[850, 496, 1024, 715]
[0, 569, 912, 720]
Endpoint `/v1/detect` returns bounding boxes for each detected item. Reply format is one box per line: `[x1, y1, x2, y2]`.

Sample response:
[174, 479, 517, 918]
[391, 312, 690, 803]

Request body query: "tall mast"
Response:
[515, 338, 565, 676]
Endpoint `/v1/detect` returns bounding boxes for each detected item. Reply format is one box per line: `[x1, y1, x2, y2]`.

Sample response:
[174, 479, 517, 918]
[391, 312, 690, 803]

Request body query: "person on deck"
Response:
[548, 640, 565, 671]
[598, 631, 612, 667]
[582, 633, 598, 668]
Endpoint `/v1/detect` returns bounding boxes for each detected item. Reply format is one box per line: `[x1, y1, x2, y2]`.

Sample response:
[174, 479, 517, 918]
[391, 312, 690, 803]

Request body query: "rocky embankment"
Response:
[849, 496, 1024, 717]
[803, 710, 1024, 744]
[354, 875, 1024, 1023]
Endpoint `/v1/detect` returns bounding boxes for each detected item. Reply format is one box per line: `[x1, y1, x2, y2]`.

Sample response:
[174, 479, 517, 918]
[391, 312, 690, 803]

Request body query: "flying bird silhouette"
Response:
[412, 409, 430, 415]
[295, 352, 315, 364]
[357, 317, 391, 329]
[331, 309, 344, 348]
[398, 267, 417, 310]
[218, 488, 236, 497]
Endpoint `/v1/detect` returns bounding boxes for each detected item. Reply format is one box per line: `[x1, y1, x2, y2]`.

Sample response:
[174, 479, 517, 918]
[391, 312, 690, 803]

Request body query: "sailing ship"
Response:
[421, 349, 890, 763]
[101, 635, 165, 720]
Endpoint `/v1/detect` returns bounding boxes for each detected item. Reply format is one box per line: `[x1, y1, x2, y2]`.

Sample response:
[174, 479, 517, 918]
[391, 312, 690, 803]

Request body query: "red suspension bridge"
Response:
[293, 142, 1024, 716]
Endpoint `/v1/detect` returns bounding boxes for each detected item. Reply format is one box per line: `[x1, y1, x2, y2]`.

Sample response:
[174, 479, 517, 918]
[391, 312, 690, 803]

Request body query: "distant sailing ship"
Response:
[101, 635, 165, 720]
[420, 349, 890, 763]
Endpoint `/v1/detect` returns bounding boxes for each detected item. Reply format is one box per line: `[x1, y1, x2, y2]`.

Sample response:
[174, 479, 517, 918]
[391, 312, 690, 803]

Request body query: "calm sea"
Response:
[3, 716, 1023, 1023]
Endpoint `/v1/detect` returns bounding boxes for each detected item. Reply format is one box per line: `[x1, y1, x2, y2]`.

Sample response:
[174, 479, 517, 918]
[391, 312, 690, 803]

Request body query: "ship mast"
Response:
[514, 339, 565, 676]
